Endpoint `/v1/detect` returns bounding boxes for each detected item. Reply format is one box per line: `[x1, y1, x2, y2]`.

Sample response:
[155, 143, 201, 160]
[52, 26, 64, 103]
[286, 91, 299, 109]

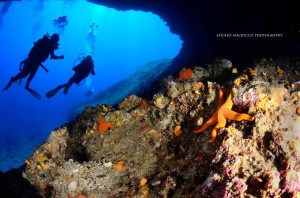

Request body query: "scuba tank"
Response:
[72, 54, 93, 85]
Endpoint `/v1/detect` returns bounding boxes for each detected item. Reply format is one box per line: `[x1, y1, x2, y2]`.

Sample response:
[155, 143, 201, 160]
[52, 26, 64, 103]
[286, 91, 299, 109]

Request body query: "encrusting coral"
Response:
[22, 57, 300, 197]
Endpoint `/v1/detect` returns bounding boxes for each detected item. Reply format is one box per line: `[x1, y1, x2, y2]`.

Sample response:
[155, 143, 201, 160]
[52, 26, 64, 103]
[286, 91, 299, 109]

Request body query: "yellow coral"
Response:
[154, 96, 163, 108]
[256, 88, 288, 113]
[232, 67, 238, 73]
[37, 152, 48, 170]
[113, 160, 125, 172]
[290, 139, 300, 154]
[256, 93, 277, 112]
[192, 82, 204, 95]
[276, 66, 283, 76]
[148, 129, 156, 134]
[25, 159, 32, 166]
[139, 186, 149, 197]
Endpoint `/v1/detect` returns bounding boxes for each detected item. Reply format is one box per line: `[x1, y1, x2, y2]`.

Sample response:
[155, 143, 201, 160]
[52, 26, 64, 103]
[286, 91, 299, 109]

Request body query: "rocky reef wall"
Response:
[22, 57, 300, 197]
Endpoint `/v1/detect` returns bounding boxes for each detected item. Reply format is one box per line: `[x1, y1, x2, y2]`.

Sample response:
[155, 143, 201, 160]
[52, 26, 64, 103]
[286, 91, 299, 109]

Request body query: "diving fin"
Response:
[3, 77, 15, 91]
[26, 88, 41, 100]
[46, 85, 65, 98]
[46, 88, 59, 99]
[63, 86, 70, 95]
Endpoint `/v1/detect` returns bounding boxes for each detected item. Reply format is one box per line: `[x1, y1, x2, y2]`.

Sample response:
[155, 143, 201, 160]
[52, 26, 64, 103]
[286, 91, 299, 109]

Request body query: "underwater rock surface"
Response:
[4, 57, 300, 197]
[68, 58, 172, 120]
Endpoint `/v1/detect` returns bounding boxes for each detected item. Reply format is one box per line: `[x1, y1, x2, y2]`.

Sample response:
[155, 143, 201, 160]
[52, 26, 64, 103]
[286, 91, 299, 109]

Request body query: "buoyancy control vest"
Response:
[72, 56, 94, 80]
[28, 34, 58, 62]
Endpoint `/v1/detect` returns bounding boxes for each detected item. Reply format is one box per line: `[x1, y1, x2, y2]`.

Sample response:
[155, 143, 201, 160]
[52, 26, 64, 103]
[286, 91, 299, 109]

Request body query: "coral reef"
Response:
[22, 57, 300, 197]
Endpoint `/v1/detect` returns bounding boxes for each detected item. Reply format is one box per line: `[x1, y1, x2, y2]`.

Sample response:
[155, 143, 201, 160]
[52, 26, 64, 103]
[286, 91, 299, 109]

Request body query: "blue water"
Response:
[0, 1, 182, 172]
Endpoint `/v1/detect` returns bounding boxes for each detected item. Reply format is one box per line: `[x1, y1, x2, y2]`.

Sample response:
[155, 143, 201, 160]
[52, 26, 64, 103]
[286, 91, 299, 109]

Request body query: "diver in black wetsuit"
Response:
[2, 33, 64, 100]
[46, 55, 95, 98]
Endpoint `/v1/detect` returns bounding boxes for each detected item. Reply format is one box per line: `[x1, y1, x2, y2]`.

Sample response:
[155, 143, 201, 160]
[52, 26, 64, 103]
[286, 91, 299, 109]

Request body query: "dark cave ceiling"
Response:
[89, 0, 300, 69]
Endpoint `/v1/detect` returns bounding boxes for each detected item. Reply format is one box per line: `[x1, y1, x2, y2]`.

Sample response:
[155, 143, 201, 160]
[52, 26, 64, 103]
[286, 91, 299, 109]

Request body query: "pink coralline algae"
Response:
[282, 178, 300, 194]
[242, 88, 259, 106]
[211, 177, 247, 198]
[232, 88, 259, 112]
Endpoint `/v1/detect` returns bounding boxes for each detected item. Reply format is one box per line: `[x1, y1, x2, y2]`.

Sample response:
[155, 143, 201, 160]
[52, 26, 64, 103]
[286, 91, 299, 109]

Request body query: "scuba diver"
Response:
[2, 33, 64, 100]
[46, 55, 95, 98]
[53, 16, 68, 34]
[83, 88, 95, 96]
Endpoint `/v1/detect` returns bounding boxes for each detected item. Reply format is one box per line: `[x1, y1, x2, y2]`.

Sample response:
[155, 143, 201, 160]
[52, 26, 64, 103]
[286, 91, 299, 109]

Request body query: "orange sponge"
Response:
[178, 68, 193, 81]
[97, 118, 114, 134]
